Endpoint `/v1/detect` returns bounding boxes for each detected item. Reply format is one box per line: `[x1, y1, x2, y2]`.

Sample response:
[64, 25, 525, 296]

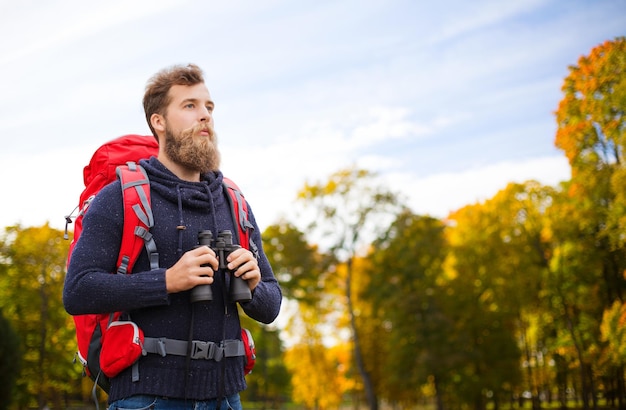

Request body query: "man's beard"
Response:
[163, 123, 221, 174]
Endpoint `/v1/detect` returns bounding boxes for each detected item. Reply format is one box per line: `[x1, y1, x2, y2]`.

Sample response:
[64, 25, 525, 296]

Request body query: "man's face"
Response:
[161, 83, 220, 174]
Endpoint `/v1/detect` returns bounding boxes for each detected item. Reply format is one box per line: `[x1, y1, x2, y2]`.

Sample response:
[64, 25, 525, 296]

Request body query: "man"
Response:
[64, 64, 282, 409]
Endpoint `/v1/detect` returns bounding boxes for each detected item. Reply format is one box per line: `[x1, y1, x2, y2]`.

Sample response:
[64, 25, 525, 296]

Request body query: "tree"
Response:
[364, 210, 452, 409]
[239, 316, 290, 409]
[285, 339, 352, 409]
[262, 220, 348, 406]
[474, 181, 557, 410]
[262, 220, 335, 306]
[601, 301, 626, 364]
[0, 224, 76, 409]
[446, 191, 537, 410]
[297, 167, 403, 410]
[554, 36, 626, 409]
[601, 301, 626, 409]
[555, 38, 625, 247]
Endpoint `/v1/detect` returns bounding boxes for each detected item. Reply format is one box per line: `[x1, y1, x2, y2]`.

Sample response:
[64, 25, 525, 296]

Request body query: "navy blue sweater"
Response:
[63, 157, 282, 402]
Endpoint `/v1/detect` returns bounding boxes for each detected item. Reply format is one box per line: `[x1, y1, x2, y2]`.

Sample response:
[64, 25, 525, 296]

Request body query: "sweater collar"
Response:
[140, 157, 226, 211]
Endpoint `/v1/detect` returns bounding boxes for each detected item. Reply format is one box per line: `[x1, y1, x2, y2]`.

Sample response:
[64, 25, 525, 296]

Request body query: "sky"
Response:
[0, 0, 625, 235]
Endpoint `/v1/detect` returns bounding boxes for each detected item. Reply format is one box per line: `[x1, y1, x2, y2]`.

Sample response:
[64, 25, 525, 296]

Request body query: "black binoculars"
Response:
[191, 230, 252, 303]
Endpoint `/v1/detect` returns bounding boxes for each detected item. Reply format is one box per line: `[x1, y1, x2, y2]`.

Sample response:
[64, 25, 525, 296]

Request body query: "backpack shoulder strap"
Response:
[222, 177, 258, 258]
[116, 162, 159, 274]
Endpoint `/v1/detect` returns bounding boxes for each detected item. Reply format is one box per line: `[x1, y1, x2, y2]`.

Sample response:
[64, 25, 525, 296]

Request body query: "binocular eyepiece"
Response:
[190, 230, 252, 304]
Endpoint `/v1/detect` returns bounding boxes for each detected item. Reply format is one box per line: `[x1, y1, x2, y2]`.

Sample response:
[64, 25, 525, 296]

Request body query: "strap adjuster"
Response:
[156, 338, 167, 357]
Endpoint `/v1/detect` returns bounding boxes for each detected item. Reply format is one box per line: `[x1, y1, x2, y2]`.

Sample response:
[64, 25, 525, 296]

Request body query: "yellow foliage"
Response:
[284, 342, 352, 409]
[600, 301, 626, 363]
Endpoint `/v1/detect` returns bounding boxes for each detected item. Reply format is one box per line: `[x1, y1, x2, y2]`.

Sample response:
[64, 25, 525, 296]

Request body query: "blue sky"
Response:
[0, 0, 624, 232]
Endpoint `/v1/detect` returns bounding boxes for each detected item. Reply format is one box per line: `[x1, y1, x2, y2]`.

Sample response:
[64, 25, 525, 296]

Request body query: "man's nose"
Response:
[199, 107, 212, 121]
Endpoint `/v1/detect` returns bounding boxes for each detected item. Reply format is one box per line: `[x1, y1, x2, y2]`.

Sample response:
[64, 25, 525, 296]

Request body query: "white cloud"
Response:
[350, 107, 430, 145]
[386, 156, 571, 219]
[0, 143, 99, 232]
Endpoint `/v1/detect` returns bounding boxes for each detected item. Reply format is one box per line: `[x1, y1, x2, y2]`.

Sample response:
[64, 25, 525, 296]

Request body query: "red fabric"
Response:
[67, 135, 157, 381]
[100, 321, 144, 377]
[116, 163, 153, 273]
[223, 177, 251, 247]
[68, 135, 158, 262]
[241, 328, 256, 375]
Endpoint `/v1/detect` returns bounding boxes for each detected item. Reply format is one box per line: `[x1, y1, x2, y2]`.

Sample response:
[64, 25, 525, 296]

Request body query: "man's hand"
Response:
[165, 246, 218, 293]
[227, 248, 261, 291]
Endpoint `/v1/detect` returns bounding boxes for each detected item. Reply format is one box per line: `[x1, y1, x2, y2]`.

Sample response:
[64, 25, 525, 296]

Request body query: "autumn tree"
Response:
[554, 36, 626, 409]
[601, 301, 626, 364]
[473, 181, 558, 410]
[445, 189, 542, 410]
[0, 224, 76, 409]
[263, 220, 353, 406]
[555, 36, 626, 250]
[296, 168, 403, 410]
[284, 338, 352, 409]
[238, 316, 290, 408]
[600, 299, 626, 408]
[263, 220, 335, 306]
[364, 210, 452, 409]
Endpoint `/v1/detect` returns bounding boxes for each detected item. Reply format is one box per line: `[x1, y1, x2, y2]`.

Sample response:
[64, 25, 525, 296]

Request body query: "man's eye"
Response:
[184, 103, 194, 109]
[206, 105, 214, 112]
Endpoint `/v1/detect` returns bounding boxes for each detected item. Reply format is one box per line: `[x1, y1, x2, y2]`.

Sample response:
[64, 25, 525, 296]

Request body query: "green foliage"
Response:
[601, 301, 626, 363]
[263, 220, 335, 305]
[297, 167, 403, 260]
[238, 317, 291, 407]
[553, 36, 626, 408]
[296, 167, 404, 410]
[364, 211, 453, 405]
[0, 224, 75, 409]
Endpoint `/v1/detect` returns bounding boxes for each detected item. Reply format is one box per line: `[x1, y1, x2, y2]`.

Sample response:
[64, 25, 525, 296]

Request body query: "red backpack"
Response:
[65, 134, 256, 394]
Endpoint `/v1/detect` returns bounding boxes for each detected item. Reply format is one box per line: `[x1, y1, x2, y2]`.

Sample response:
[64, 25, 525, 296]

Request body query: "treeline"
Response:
[272, 36, 626, 410]
[0, 37, 624, 410]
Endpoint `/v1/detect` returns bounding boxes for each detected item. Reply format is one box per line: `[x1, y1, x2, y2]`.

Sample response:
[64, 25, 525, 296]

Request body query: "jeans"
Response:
[108, 394, 242, 410]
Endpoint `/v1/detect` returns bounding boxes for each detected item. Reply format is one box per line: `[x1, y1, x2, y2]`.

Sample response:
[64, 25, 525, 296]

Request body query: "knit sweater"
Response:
[63, 157, 282, 402]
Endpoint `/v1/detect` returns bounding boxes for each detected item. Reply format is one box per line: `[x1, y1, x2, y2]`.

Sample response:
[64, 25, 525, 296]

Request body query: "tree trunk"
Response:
[38, 264, 49, 410]
[346, 258, 378, 410]
[434, 374, 444, 410]
[618, 365, 626, 410]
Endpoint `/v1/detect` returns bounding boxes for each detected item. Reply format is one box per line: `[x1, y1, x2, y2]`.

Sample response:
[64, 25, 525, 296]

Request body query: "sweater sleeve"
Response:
[238, 203, 282, 324]
[63, 182, 170, 315]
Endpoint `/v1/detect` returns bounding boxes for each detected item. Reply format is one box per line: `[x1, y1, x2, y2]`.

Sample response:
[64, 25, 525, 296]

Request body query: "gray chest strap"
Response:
[142, 337, 244, 361]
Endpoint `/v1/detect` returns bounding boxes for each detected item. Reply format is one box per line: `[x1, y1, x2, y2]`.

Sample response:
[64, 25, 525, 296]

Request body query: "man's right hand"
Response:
[165, 246, 218, 293]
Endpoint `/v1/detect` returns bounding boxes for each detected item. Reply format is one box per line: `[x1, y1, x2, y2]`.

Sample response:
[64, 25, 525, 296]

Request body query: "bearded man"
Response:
[63, 64, 282, 410]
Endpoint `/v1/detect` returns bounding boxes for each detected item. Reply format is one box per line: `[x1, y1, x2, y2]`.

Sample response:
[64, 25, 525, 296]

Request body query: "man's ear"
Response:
[151, 113, 166, 133]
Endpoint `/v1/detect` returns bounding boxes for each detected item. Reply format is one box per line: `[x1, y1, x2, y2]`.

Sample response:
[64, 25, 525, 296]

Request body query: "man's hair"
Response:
[143, 64, 205, 139]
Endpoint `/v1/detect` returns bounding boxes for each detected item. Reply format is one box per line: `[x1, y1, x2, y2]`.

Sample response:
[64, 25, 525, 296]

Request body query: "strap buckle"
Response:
[190, 340, 216, 360]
